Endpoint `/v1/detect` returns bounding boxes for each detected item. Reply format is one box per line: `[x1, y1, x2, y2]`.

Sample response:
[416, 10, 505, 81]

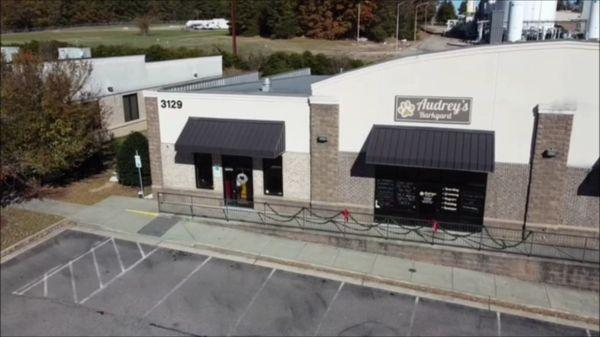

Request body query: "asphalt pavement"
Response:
[1, 230, 594, 337]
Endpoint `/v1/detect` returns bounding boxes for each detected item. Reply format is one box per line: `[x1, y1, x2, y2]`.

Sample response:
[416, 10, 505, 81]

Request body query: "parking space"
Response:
[1, 230, 593, 336]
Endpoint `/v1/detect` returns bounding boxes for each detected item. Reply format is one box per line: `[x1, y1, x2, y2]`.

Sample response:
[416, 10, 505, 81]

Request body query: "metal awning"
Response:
[364, 125, 495, 172]
[175, 117, 285, 158]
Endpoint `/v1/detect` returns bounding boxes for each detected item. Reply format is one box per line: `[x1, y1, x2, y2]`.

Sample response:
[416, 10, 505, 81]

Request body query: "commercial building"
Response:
[84, 54, 222, 137]
[145, 41, 599, 234]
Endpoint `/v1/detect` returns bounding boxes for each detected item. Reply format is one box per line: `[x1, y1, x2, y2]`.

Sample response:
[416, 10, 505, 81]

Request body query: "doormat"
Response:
[138, 216, 180, 237]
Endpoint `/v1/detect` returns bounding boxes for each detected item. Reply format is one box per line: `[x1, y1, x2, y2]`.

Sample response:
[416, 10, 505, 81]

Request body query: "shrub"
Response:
[116, 132, 151, 187]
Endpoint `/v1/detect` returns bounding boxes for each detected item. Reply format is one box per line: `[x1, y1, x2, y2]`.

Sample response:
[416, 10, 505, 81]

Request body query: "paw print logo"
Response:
[397, 100, 415, 118]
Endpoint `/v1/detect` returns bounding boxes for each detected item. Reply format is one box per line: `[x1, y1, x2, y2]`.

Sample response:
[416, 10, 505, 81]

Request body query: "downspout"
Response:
[522, 107, 539, 240]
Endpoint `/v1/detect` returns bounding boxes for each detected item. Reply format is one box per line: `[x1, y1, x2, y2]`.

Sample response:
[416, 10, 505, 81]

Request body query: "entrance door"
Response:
[222, 155, 253, 208]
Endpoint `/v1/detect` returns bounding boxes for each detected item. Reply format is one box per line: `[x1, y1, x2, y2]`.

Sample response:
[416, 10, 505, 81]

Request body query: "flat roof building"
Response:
[145, 41, 599, 240]
[83, 54, 222, 137]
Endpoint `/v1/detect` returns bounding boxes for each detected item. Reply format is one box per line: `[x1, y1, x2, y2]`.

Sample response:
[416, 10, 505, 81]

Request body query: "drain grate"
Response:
[138, 216, 179, 237]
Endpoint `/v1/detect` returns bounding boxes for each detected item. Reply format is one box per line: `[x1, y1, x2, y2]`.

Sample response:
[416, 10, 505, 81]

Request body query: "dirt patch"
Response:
[0, 208, 63, 250]
[40, 170, 151, 206]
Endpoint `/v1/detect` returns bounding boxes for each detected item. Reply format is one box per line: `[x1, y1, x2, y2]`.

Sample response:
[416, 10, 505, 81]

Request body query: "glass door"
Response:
[222, 155, 253, 208]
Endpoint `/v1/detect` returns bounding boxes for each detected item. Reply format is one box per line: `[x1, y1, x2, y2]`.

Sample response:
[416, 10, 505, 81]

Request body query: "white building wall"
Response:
[311, 42, 599, 169]
[154, 92, 310, 153]
[84, 55, 222, 97]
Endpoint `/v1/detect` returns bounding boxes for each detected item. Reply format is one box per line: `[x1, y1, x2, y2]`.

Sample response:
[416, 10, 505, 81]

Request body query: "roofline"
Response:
[372, 124, 495, 135]
[312, 40, 599, 90]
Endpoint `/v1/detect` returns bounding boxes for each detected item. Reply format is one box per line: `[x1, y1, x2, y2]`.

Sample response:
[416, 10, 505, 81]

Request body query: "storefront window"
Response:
[263, 156, 283, 196]
[123, 93, 139, 122]
[194, 153, 213, 189]
[374, 166, 487, 230]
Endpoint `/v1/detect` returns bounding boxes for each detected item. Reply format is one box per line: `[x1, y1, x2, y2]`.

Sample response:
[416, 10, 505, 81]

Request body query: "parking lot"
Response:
[1, 230, 595, 336]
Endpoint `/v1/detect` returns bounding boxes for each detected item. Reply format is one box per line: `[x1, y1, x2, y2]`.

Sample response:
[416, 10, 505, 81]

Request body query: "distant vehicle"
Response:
[185, 18, 229, 30]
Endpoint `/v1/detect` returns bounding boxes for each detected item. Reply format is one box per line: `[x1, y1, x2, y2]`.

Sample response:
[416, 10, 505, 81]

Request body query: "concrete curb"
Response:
[71, 223, 599, 331]
[0, 219, 73, 264]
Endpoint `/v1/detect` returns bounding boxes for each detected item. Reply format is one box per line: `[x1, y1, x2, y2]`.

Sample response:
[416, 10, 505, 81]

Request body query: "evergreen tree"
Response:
[231, 0, 266, 36]
[458, 0, 467, 15]
[436, 0, 457, 24]
[261, 0, 300, 39]
[116, 132, 151, 186]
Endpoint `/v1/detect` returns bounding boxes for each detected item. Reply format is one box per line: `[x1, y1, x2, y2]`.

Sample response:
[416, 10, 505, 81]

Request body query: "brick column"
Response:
[309, 102, 339, 204]
[145, 97, 163, 189]
[526, 104, 575, 225]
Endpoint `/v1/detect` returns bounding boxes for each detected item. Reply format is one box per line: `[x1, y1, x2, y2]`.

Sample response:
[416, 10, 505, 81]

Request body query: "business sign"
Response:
[395, 96, 472, 124]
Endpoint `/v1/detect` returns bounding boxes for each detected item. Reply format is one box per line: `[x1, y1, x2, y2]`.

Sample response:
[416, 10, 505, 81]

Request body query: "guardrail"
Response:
[157, 191, 600, 264]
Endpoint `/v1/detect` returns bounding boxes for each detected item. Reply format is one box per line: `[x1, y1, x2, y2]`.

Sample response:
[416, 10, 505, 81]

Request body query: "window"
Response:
[194, 153, 213, 189]
[123, 93, 139, 122]
[263, 156, 283, 196]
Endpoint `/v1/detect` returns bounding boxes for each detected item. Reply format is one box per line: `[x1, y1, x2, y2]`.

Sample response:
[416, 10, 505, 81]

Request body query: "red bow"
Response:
[432, 220, 440, 233]
[341, 209, 351, 223]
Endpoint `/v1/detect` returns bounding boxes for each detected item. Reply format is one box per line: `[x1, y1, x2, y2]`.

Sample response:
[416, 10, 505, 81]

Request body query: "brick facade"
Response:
[144, 97, 163, 189]
[526, 109, 574, 225]
[310, 103, 339, 204]
[484, 163, 529, 225]
[562, 167, 600, 228]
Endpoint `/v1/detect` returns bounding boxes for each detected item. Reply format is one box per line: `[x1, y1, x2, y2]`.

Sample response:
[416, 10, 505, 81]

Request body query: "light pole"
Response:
[414, 2, 429, 41]
[395, 1, 400, 49]
[357, 2, 361, 43]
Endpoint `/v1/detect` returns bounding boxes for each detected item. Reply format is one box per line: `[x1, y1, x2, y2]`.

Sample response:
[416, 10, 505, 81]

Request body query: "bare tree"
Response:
[135, 15, 154, 36]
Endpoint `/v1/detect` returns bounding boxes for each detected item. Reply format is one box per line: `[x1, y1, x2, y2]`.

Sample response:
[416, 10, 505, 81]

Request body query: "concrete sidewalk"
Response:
[10, 196, 600, 327]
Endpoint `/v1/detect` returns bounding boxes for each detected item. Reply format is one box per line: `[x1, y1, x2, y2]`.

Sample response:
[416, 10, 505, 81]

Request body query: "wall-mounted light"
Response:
[543, 148, 558, 158]
[317, 136, 328, 143]
[107, 86, 114, 92]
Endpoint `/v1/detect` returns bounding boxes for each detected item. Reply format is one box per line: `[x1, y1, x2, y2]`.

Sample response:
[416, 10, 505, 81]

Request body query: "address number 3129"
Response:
[160, 99, 183, 109]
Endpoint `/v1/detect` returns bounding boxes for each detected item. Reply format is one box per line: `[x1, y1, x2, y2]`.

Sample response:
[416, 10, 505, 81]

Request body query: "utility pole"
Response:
[231, 0, 237, 58]
[414, 2, 428, 41]
[395, 1, 400, 49]
[356, 2, 361, 43]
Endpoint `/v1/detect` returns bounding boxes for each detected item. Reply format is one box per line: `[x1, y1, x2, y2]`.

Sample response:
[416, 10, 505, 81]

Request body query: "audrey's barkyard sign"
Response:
[394, 96, 472, 124]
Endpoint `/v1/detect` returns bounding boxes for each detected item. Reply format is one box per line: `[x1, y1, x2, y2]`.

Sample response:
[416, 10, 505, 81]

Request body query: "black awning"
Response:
[175, 117, 285, 158]
[365, 125, 494, 172]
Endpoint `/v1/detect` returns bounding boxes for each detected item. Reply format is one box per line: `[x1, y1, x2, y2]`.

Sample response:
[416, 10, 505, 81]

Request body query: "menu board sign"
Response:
[395, 96, 472, 124]
[375, 179, 395, 209]
[441, 186, 459, 212]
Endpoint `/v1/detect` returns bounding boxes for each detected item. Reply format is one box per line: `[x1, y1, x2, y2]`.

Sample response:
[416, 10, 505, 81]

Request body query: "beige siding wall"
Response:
[100, 91, 148, 137]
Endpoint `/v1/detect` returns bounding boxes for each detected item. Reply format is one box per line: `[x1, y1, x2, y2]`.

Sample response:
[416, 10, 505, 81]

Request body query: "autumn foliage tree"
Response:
[0, 51, 106, 202]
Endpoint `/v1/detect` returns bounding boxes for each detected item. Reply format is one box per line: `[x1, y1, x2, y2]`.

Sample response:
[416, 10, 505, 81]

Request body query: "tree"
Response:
[231, 0, 266, 36]
[116, 132, 151, 186]
[261, 0, 300, 39]
[436, 0, 457, 24]
[297, 0, 377, 40]
[135, 14, 154, 36]
[458, 0, 467, 14]
[0, 51, 106, 198]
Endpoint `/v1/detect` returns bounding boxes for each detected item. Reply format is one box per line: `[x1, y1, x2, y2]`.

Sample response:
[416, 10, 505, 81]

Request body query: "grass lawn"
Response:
[40, 170, 152, 206]
[0, 208, 63, 250]
[1, 24, 406, 61]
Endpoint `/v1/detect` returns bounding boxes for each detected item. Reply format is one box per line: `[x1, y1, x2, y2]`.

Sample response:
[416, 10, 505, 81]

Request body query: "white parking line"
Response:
[313, 281, 344, 337]
[407, 296, 420, 337]
[69, 262, 78, 303]
[227, 268, 277, 337]
[137, 242, 146, 258]
[497, 312, 502, 337]
[78, 247, 159, 305]
[13, 238, 112, 296]
[111, 238, 126, 273]
[91, 248, 103, 288]
[43, 273, 48, 297]
[142, 256, 213, 318]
